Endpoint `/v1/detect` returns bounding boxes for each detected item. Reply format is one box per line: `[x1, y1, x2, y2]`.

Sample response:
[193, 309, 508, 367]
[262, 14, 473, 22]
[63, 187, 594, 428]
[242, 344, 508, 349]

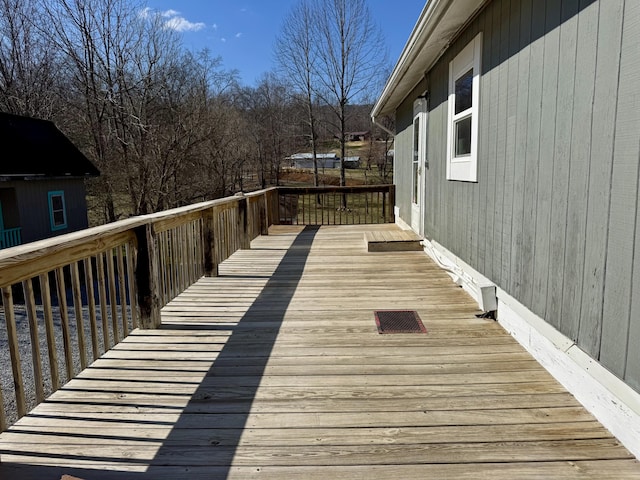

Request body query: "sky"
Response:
[142, 0, 426, 87]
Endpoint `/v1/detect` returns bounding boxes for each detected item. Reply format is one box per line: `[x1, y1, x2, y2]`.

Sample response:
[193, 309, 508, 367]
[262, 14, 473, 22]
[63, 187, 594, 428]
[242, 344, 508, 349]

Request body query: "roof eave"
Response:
[371, 0, 489, 120]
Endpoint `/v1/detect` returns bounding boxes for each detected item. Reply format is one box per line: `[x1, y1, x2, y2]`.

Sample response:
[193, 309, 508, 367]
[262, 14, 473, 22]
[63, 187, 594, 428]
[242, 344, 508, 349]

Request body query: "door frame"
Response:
[411, 96, 427, 235]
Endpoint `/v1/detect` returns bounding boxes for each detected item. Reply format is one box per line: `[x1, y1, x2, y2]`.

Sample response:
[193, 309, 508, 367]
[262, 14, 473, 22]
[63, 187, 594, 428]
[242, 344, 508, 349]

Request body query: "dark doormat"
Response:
[374, 310, 427, 334]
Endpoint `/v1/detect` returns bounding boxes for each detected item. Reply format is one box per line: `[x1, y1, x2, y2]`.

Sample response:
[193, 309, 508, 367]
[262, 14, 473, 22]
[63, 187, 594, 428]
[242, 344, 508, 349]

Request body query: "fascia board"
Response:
[372, 0, 488, 119]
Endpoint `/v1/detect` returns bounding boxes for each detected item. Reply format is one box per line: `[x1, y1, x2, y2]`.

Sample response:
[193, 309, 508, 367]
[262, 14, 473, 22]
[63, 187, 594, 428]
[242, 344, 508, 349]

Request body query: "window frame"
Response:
[48, 190, 68, 231]
[446, 32, 482, 182]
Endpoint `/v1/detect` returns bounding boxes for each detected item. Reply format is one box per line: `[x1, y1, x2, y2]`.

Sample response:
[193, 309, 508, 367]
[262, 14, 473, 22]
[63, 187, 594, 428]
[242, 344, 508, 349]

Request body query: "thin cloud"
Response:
[212, 23, 218, 30]
[235, 32, 242, 38]
[221, 37, 227, 43]
[165, 16, 206, 32]
[140, 7, 206, 32]
[161, 9, 181, 17]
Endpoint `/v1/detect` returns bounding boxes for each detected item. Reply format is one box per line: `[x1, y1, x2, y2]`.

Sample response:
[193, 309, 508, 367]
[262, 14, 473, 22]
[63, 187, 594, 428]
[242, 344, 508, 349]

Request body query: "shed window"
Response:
[48, 191, 67, 230]
[447, 33, 482, 182]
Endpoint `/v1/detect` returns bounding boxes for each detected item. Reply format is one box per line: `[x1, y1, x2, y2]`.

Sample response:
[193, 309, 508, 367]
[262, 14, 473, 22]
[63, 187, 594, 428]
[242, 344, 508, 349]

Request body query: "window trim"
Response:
[48, 190, 68, 231]
[446, 32, 482, 182]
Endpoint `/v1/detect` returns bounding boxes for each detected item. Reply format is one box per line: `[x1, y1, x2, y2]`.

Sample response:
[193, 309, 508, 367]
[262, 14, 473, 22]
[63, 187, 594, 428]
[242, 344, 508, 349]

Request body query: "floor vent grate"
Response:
[374, 310, 427, 334]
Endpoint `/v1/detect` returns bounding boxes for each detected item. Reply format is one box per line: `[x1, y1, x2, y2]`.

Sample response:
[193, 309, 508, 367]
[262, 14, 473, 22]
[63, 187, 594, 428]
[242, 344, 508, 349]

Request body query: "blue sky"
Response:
[143, 0, 426, 87]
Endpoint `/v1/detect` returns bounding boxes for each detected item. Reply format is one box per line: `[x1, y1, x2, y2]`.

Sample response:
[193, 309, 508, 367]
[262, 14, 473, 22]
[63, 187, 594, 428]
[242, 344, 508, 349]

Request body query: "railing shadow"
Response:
[0, 225, 319, 479]
[146, 224, 320, 477]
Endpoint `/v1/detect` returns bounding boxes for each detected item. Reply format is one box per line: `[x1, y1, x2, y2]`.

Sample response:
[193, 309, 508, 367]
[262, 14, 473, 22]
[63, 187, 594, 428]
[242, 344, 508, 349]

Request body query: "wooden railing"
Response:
[0, 227, 21, 250]
[277, 185, 395, 225]
[0, 185, 394, 430]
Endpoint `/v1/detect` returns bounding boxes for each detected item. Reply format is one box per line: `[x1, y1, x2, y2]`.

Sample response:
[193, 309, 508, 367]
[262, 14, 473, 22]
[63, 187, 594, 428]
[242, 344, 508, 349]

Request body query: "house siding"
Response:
[396, 0, 640, 392]
[7, 178, 90, 243]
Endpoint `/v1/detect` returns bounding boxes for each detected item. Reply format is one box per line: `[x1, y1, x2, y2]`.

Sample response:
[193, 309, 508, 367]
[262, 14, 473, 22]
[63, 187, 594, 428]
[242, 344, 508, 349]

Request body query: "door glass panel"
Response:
[412, 117, 420, 204]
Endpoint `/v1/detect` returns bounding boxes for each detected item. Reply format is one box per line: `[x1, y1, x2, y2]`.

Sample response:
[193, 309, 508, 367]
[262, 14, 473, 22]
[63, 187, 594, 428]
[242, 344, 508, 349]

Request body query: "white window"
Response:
[447, 32, 482, 182]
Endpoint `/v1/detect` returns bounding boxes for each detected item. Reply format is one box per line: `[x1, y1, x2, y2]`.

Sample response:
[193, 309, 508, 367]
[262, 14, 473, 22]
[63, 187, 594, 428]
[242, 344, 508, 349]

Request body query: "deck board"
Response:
[0, 224, 639, 479]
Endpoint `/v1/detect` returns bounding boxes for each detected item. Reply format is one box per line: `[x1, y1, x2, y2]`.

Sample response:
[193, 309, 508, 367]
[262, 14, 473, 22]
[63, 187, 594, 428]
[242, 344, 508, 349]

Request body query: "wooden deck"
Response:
[1, 224, 639, 479]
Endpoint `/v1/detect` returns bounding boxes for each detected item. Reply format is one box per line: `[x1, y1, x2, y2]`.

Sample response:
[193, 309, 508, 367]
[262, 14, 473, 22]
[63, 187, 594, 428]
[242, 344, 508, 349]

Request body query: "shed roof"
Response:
[371, 0, 489, 120]
[0, 112, 100, 179]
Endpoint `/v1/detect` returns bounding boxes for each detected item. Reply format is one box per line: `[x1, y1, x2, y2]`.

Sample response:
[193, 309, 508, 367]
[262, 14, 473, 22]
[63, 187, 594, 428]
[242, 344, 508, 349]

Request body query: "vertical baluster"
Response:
[0, 373, 5, 431]
[70, 263, 87, 370]
[163, 232, 170, 305]
[2, 286, 24, 419]
[116, 246, 129, 337]
[382, 190, 386, 223]
[165, 232, 172, 304]
[179, 224, 186, 291]
[173, 227, 180, 292]
[204, 208, 218, 277]
[54, 268, 74, 382]
[227, 210, 232, 259]
[125, 242, 139, 329]
[22, 279, 45, 405]
[333, 192, 337, 225]
[194, 220, 202, 277]
[106, 248, 120, 343]
[186, 222, 194, 286]
[96, 252, 110, 351]
[197, 219, 202, 276]
[83, 258, 100, 360]
[39, 273, 59, 391]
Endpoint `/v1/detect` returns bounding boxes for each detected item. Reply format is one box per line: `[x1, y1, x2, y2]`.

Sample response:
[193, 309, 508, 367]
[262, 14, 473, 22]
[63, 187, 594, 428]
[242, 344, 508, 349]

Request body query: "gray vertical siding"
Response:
[600, 1, 640, 389]
[395, 0, 640, 392]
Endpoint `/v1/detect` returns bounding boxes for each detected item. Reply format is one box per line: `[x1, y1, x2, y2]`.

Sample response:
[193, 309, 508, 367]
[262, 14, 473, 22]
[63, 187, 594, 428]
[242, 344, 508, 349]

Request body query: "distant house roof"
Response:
[0, 112, 100, 179]
[286, 153, 339, 160]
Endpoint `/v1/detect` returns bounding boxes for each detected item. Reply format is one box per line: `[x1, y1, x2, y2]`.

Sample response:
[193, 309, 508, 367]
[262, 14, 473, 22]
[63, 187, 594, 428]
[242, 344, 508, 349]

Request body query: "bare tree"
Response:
[237, 74, 296, 188]
[39, 0, 238, 218]
[275, 0, 321, 187]
[0, 0, 60, 118]
[312, 0, 387, 190]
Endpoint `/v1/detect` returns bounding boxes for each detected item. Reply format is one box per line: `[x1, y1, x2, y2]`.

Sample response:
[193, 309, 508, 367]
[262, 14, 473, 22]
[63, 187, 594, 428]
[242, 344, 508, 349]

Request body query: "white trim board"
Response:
[421, 238, 496, 311]
[498, 291, 640, 460]
[420, 237, 640, 460]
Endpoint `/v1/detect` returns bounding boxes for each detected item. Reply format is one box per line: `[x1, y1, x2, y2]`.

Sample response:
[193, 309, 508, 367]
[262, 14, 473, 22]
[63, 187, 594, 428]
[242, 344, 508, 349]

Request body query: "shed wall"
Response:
[7, 178, 90, 243]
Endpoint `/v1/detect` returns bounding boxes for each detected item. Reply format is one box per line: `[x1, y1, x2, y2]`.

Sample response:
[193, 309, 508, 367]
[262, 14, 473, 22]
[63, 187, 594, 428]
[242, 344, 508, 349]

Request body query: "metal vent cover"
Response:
[374, 310, 427, 334]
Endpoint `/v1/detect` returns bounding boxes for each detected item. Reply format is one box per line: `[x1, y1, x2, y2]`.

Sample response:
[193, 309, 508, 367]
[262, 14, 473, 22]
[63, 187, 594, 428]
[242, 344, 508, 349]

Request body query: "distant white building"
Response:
[287, 153, 340, 169]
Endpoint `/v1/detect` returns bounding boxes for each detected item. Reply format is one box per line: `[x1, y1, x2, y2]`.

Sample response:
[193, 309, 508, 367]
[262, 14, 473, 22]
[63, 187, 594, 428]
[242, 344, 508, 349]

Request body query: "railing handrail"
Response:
[277, 184, 394, 195]
[0, 188, 279, 288]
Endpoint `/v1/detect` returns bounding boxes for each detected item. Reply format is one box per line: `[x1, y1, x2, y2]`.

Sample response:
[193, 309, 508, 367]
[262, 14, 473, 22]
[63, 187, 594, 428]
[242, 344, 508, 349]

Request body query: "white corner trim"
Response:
[497, 290, 640, 460]
[395, 208, 412, 231]
[421, 238, 496, 311]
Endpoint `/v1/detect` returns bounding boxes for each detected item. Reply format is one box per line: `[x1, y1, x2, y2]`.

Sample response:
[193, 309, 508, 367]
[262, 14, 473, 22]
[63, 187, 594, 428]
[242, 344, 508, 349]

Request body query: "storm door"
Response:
[411, 97, 427, 234]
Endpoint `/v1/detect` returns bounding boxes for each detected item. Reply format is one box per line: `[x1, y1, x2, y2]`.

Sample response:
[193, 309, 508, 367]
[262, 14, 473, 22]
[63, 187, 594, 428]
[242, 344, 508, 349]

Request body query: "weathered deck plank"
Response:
[0, 224, 639, 479]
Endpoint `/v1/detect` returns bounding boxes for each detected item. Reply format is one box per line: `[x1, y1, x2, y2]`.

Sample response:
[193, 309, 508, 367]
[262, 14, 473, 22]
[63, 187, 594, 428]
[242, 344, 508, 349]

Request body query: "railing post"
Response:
[271, 189, 280, 226]
[260, 193, 269, 236]
[134, 223, 161, 329]
[203, 208, 219, 276]
[237, 195, 251, 250]
[388, 185, 396, 224]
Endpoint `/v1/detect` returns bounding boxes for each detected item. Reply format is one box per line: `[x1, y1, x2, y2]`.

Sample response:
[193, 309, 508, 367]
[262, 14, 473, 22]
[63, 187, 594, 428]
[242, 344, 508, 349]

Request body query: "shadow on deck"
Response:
[0, 225, 639, 479]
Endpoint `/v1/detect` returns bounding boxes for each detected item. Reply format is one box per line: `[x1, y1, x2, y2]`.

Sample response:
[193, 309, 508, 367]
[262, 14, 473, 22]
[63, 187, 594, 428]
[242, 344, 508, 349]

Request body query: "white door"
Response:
[411, 97, 427, 234]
